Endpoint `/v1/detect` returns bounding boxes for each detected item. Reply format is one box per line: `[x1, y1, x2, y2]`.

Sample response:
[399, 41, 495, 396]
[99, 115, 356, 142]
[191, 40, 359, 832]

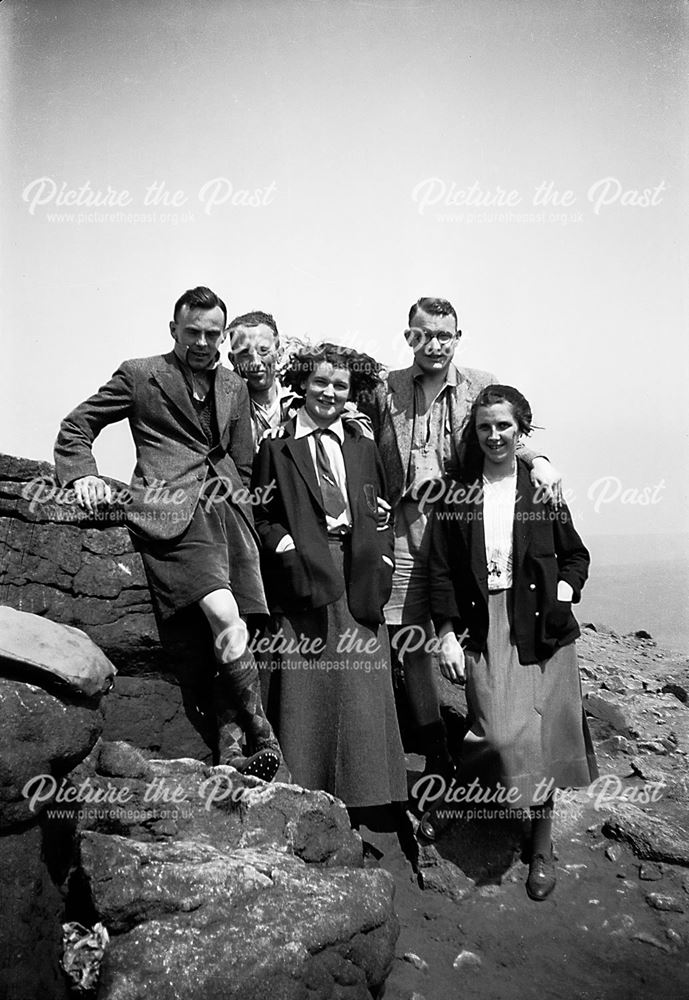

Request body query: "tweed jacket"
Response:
[360, 363, 498, 508]
[54, 352, 254, 542]
[251, 418, 395, 630]
[429, 459, 590, 664]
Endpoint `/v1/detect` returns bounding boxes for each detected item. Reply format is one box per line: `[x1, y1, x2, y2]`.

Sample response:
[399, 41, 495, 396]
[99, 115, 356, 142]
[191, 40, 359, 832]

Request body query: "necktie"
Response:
[314, 430, 347, 518]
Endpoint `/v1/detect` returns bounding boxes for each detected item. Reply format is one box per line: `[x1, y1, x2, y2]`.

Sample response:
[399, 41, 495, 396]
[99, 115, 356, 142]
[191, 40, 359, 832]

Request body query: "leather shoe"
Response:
[226, 749, 281, 782]
[418, 809, 452, 842]
[526, 848, 556, 901]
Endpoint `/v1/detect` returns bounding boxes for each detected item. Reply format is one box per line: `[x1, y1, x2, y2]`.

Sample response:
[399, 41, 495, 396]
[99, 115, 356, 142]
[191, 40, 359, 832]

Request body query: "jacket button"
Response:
[534, 611, 540, 617]
[529, 584, 536, 590]
[471, 601, 476, 607]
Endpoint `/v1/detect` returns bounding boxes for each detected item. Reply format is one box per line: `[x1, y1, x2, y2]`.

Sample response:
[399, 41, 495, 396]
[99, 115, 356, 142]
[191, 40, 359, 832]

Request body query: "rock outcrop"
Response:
[0, 455, 212, 760]
[65, 742, 398, 1000]
[0, 612, 115, 1000]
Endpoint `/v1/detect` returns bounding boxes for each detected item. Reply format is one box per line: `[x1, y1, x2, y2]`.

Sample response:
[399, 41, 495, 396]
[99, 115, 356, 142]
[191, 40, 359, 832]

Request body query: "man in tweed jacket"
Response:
[361, 296, 560, 788]
[54, 286, 282, 781]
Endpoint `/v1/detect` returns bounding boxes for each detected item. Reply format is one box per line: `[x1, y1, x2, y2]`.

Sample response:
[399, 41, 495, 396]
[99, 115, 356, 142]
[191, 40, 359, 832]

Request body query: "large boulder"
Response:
[84, 833, 396, 1000]
[0, 609, 115, 1000]
[65, 742, 399, 1000]
[0, 610, 115, 829]
[0, 824, 70, 1000]
[0, 454, 215, 760]
[0, 605, 115, 698]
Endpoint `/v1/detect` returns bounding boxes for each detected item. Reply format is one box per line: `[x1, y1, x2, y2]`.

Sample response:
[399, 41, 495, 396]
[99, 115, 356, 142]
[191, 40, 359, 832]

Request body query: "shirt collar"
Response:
[174, 350, 222, 376]
[294, 407, 345, 443]
[411, 361, 458, 387]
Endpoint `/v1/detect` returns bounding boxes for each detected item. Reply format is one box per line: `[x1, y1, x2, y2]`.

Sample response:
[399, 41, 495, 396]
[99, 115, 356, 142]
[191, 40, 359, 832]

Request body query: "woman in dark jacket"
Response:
[252, 344, 407, 810]
[429, 385, 597, 900]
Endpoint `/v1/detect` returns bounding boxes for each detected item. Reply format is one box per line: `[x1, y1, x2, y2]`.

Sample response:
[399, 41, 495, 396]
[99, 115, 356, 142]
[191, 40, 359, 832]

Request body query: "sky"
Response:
[2, 0, 687, 543]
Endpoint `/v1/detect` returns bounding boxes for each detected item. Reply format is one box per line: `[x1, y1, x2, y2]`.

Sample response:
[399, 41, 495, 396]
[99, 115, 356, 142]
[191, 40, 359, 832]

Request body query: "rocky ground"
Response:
[361, 624, 689, 1000]
[2, 453, 688, 999]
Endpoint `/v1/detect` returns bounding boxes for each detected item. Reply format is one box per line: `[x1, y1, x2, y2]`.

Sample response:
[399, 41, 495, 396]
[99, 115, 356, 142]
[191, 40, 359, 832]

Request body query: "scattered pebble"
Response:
[403, 953, 429, 973]
[665, 928, 683, 946]
[588, 899, 600, 905]
[605, 843, 623, 863]
[476, 885, 501, 898]
[636, 741, 667, 755]
[453, 949, 482, 970]
[409, 993, 426, 1000]
[638, 862, 663, 881]
[682, 874, 689, 896]
[633, 931, 672, 953]
[645, 893, 684, 913]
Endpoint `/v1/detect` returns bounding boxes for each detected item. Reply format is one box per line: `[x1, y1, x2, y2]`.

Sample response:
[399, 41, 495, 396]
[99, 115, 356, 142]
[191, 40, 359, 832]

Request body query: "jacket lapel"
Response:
[387, 368, 415, 473]
[284, 431, 323, 510]
[468, 482, 488, 598]
[214, 366, 233, 441]
[341, 432, 364, 514]
[150, 354, 204, 436]
[512, 460, 534, 583]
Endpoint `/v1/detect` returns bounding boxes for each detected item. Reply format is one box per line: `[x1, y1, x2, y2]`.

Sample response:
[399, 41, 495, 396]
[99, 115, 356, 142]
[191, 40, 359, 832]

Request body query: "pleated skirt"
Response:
[461, 589, 598, 807]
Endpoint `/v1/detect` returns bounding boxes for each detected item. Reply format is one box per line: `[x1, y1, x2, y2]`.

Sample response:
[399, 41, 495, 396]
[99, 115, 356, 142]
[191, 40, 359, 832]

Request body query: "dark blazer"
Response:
[251, 417, 395, 630]
[429, 459, 590, 664]
[54, 352, 255, 542]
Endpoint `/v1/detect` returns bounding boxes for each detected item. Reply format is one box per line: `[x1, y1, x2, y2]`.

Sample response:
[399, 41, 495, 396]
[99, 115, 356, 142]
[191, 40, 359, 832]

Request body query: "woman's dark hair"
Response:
[281, 342, 384, 403]
[460, 384, 533, 475]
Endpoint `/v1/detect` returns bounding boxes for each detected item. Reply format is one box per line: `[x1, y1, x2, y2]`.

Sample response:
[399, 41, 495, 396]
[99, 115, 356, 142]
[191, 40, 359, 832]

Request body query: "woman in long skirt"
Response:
[252, 344, 407, 810]
[429, 384, 597, 900]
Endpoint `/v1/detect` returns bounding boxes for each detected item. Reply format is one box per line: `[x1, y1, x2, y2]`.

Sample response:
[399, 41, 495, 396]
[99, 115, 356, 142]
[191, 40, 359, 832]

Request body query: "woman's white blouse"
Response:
[482, 471, 517, 590]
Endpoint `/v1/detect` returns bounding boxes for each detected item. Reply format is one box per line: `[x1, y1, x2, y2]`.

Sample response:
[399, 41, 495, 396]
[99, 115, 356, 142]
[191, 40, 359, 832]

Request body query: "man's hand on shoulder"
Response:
[73, 476, 112, 513]
[530, 457, 563, 508]
[260, 425, 287, 443]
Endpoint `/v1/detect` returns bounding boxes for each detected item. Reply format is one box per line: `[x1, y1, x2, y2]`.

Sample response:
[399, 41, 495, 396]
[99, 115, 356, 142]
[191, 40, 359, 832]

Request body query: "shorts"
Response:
[133, 499, 268, 622]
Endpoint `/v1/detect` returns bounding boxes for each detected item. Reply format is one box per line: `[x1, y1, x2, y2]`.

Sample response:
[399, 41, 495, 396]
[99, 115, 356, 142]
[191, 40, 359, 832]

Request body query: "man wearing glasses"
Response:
[362, 297, 561, 793]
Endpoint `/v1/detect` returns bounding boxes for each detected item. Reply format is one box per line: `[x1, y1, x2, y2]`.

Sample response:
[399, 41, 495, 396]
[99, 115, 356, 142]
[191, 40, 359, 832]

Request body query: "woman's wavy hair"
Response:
[460, 384, 534, 477]
[281, 342, 384, 404]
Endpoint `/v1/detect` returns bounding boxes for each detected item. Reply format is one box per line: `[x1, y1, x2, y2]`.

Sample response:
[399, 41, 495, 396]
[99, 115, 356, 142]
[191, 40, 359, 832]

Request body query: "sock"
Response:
[214, 689, 244, 763]
[530, 794, 554, 858]
[415, 719, 455, 779]
[216, 647, 279, 756]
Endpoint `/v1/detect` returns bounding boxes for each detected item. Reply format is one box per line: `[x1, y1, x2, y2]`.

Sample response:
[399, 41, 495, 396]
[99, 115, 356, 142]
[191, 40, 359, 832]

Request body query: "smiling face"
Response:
[302, 362, 351, 428]
[229, 323, 279, 393]
[169, 305, 227, 371]
[475, 401, 521, 467]
[405, 307, 460, 376]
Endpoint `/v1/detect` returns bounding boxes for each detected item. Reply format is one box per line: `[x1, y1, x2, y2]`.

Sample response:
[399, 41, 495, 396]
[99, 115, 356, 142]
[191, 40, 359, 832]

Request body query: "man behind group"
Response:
[54, 286, 282, 780]
[362, 296, 561, 786]
[228, 310, 376, 448]
[227, 311, 301, 448]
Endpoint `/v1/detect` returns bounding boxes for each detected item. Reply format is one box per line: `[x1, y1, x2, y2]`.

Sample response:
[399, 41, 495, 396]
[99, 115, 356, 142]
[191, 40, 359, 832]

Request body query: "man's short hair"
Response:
[408, 297, 458, 329]
[227, 311, 280, 346]
[173, 286, 227, 326]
